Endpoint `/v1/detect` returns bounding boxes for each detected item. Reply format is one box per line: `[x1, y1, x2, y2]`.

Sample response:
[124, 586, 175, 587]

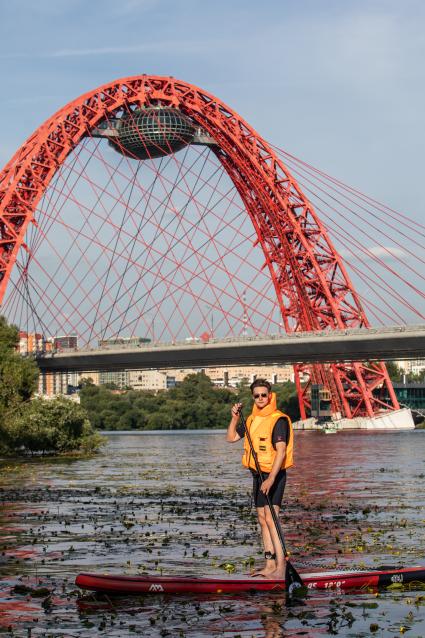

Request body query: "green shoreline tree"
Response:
[79, 361, 424, 431]
[79, 372, 301, 431]
[0, 316, 103, 456]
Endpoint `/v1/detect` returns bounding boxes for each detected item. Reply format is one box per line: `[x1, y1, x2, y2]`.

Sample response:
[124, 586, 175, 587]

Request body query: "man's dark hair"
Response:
[250, 378, 272, 394]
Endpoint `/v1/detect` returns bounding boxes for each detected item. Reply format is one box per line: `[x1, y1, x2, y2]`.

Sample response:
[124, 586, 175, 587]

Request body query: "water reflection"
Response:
[1, 429, 424, 636]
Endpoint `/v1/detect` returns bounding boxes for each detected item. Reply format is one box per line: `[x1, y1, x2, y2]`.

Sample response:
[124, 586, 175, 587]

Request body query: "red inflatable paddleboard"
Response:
[76, 565, 425, 595]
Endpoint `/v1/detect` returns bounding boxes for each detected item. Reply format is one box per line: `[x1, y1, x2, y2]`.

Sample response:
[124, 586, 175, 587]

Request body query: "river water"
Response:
[1, 429, 424, 637]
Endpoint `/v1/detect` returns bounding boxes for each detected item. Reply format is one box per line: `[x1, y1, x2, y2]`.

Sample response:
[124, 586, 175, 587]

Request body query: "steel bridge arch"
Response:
[0, 75, 399, 418]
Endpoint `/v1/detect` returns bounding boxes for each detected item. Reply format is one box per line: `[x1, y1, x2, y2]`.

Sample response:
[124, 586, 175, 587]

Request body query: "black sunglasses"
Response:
[253, 392, 268, 399]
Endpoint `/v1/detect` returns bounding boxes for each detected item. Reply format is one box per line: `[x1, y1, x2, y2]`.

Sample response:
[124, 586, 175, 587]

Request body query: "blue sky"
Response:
[1, 0, 424, 217]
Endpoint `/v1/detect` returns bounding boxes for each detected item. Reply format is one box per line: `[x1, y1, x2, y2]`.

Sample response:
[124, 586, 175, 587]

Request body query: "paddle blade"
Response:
[285, 559, 308, 602]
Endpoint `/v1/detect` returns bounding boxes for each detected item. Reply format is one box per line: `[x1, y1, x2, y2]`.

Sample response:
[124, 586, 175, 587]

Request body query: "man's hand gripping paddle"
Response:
[238, 407, 307, 603]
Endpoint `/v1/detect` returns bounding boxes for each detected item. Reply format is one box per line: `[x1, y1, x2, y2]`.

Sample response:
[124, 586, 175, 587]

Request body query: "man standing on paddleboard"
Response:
[226, 379, 294, 579]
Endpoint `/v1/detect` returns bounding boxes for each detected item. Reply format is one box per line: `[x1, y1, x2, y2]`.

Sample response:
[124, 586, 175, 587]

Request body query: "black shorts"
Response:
[252, 469, 287, 508]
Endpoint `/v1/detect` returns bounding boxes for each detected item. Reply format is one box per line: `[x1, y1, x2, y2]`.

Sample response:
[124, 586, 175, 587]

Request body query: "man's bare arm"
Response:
[226, 402, 242, 442]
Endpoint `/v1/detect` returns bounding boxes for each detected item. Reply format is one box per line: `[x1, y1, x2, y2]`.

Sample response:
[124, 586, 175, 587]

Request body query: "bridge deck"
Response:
[36, 326, 425, 372]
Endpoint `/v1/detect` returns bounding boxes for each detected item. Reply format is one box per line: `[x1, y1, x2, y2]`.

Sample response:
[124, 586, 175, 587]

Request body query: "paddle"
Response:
[238, 407, 307, 602]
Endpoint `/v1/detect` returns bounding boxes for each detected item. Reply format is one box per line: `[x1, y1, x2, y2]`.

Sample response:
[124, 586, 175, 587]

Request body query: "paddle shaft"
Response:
[238, 409, 288, 557]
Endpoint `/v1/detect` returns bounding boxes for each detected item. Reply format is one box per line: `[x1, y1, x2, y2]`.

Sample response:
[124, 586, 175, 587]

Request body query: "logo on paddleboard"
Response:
[288, 582, 302, 595]
[391, 574, 403, 583]
[149, 584, 165, 592]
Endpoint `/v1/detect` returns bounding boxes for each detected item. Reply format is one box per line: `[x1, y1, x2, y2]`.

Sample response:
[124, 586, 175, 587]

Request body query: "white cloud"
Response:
[338, 245, 408, 262]
[368, 246, 407, 259]
[51, 40, 210, 58]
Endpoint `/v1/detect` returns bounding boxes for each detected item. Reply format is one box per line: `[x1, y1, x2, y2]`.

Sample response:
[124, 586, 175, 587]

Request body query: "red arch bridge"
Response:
[1, 76, 424, 423]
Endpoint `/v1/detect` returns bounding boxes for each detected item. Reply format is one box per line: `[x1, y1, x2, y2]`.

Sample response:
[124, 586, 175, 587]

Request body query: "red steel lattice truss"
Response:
[0, 75, 399, 419]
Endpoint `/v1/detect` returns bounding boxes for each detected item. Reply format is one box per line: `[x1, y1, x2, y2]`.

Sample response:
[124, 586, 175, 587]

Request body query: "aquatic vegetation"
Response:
[0, 429, 424, 636]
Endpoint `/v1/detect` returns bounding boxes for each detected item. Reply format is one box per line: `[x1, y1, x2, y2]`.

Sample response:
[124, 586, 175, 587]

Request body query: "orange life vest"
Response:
[242, 392, 294, 473]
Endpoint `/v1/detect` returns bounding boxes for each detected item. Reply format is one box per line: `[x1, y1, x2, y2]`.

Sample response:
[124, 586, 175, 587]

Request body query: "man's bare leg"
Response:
[253, 505, 285, 578]
[263, 505, 285, 578]
[252, 506, 277, 576]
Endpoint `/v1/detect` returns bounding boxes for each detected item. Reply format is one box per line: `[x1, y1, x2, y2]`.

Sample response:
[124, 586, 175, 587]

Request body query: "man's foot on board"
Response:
[252, 568, 284, 580]
[250, 552, 277, 577]
[250, 565, 269, 577]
